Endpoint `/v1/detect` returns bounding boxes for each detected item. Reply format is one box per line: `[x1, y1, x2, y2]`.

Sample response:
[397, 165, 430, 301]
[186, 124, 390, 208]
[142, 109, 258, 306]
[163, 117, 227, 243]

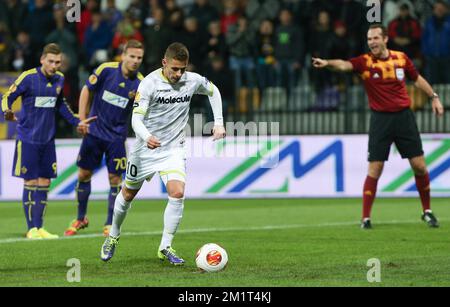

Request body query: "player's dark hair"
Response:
[164, 42, 189, 62]
[42, 43, 62, 56]
[123, 40, 144, 53]
[368, 23, 388, 38]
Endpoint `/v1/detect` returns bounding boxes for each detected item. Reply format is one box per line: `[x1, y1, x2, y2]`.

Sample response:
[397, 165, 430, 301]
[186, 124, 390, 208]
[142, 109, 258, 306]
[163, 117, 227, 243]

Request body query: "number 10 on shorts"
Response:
[127, 161, 138, 177]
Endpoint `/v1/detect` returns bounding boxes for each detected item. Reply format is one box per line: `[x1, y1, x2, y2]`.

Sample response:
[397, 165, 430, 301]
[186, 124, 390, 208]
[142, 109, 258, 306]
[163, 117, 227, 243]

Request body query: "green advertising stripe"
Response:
[206, 140, 282, 193]
[49, 142, 82, 192]
[382, 141, 450, 192]
[49, 163, 78, 192]
[249, 178, 289, 194]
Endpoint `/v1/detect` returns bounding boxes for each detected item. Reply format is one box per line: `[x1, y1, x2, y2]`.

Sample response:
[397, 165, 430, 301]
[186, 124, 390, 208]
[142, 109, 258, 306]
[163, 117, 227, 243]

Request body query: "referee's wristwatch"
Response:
[430, 92, 439, 100]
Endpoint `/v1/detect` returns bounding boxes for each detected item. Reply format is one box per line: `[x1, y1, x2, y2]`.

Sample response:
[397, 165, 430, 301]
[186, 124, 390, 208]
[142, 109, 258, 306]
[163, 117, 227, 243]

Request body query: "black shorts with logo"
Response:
[368, 108, 424, 161]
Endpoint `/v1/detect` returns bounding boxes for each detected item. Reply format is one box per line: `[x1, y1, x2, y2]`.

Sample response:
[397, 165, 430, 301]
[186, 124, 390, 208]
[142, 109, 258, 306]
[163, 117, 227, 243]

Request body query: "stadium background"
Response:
[0, 0, 449, 201]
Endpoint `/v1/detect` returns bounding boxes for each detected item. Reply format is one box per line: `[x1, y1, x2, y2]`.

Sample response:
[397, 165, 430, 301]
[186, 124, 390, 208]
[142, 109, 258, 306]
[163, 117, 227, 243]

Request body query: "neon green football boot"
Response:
[26, 227, 42, 240]
[38, 228, 59, 239]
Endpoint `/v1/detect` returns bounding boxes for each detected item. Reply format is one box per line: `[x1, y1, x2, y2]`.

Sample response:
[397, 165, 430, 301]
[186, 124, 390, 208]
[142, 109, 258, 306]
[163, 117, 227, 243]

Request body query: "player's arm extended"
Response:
[414, 75, 444, 116]
[57, 96, 80, 126]
[57, 95, 97, 134]
[208, 83, 226, 140]
[312, 58, 354, 72]
[78, 85, 93, 121]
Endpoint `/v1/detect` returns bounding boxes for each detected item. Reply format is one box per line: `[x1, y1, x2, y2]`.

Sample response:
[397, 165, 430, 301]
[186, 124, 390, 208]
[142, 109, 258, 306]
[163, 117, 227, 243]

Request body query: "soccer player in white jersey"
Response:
[101, 42, 226, 264]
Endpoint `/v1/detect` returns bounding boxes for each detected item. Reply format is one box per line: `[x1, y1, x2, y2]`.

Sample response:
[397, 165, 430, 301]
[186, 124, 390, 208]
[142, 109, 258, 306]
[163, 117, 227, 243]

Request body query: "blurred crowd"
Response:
[0, 0, 449, 113]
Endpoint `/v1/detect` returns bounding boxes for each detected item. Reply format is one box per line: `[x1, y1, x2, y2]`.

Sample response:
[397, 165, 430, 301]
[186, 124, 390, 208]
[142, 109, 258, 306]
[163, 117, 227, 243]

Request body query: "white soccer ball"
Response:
[195, 243, 228, 272]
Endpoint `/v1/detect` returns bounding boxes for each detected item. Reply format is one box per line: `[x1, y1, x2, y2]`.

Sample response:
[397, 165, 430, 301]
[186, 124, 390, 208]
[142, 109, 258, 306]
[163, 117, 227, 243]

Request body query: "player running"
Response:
[100, 42, 226, 264]
[312, 24, 444, 229]
[1, 43, 95, 239]
[64, 40, 144, 237]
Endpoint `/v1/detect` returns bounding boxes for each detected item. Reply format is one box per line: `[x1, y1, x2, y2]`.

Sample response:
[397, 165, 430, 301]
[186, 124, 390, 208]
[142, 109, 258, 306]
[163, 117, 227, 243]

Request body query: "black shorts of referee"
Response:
[368, 107, 424, 162]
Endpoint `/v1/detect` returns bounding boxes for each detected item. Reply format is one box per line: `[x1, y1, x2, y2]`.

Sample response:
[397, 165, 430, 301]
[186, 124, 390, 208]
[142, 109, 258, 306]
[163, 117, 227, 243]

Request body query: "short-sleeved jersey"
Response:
[349, 50, 419, 112]
[1, 67, 79, 144]
[85, 62, 144, 141]
[132, 68, 214, 152]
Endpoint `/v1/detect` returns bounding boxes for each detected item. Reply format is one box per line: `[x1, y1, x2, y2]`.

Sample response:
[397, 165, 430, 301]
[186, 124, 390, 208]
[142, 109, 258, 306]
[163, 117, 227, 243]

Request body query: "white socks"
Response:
[110, 194, 184, 250]
[159, 197, 184, 251]
[110, 191, 131, 238]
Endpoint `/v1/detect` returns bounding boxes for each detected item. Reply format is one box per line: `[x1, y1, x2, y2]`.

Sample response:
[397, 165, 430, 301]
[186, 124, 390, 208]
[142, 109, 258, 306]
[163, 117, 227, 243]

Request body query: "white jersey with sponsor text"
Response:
[132, 68, 213, 156]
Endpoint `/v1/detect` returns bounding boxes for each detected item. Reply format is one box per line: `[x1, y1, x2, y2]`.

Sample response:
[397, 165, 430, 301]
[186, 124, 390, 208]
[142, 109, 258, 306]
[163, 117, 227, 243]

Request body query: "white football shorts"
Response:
[124, 147, 186, 190]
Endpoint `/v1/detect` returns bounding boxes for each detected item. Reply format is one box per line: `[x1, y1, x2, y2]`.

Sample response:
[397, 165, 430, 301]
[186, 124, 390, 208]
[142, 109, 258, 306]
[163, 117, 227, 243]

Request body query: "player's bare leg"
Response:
[409, 155, 427, 176]
[158, 180, 186, 265]
[361, 161, 384, 229]
[166, 180, 185, 199]
[367, 161, 384, 179]
[409, 155, 438, 227]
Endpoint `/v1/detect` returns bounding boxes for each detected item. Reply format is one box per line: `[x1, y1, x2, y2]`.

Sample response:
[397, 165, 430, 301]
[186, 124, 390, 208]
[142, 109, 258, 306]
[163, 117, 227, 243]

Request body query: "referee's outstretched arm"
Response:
[312, 58, 353, 72]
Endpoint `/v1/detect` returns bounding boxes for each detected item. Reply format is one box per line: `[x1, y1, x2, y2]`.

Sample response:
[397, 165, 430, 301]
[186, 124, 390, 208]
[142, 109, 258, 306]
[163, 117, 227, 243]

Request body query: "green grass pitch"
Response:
[0, 198, 449, 286]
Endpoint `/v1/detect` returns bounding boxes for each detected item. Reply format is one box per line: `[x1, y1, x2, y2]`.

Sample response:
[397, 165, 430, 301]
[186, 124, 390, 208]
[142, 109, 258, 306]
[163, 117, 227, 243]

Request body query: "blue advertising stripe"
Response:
[59, 159, 107, 194]
[161, 178, 167, 194]
[228, 140, 344, 193]
[406, 157, 450, 192]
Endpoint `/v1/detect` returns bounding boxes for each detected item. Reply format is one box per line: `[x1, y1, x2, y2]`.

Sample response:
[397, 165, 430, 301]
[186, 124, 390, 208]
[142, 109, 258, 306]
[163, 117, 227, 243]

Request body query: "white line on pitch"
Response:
[0, 218, 445, 245]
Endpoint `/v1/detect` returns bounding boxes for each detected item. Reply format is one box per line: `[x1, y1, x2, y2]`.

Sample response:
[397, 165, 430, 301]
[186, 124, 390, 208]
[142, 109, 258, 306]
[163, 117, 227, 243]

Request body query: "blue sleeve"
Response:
[1, 75, 28, 112]
[85, 64, 109, 92]
[85, 72, 102, 92]
[57, 93, 80, 126]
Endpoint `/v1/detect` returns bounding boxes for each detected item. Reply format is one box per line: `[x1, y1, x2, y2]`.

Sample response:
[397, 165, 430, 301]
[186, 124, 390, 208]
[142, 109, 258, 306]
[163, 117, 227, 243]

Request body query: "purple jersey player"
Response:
[1, 43, 96, 239]
[64, 40, 144, 237]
